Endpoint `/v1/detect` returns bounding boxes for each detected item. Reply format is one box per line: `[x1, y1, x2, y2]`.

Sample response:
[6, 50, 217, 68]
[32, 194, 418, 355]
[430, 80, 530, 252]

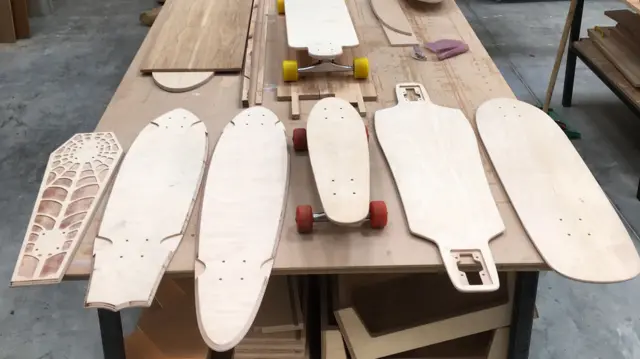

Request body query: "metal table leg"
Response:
[561, 0, 585, 107]
[97, 309, 127, 359]
[507, 272, 539, 359]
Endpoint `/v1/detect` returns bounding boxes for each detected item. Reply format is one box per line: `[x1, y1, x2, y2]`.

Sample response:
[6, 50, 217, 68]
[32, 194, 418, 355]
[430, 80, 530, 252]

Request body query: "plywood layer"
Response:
[140, 0, 255, 72]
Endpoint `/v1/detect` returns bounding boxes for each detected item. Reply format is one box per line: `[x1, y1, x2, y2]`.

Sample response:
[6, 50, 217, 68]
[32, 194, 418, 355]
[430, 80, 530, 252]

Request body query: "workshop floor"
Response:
[0, 0, 639, 357]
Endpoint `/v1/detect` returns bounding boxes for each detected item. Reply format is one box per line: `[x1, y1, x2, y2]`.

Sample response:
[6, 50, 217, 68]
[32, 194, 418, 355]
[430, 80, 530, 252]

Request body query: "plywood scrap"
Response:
[386, 331, 494, 359]
[486, 328, 509, 359]
[589, 27, 640, 87]
[152, 72, 214, 93]
[605, 9, 640, 42]
[11, 133, 123, 287]
[253, 276, 304, 334]
[321, 277, 347, 359]
[242, 0, 260, 107]
[140, 0, 255, 72]
[0, 0, 16, 43]
[370, 0, 413, 35]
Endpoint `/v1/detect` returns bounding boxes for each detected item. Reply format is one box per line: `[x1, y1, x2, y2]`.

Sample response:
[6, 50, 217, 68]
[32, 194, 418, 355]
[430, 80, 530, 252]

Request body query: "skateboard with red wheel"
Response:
[292, 97, 387, 233]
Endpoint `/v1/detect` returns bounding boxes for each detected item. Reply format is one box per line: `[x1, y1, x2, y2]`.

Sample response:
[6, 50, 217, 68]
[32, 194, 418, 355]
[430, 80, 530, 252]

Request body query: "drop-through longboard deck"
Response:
[197, 107, 289, 351]
[477, 98, 640, 283]
[375, 83, 504, 292]
[11, 133, 123, 286]
[284, 0, 359, 59]
[85, 108, 208, 310]
[308, 97, 369, 225]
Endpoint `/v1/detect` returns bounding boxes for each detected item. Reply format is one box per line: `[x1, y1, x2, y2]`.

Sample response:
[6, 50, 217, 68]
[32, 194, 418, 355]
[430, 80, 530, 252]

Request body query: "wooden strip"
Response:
[588, 27, 640, 87]
[242, 0, 260, 107]
[255, 0, 270, 105]
[140, 0, 255, 72]
[383, 26, 419, 46]
[605, 10, 640, 41]
[0, 0, 16, 43]
[370, 0, 413, 36]
[487, 328, 509, 359]
[10, 0, 29, 39]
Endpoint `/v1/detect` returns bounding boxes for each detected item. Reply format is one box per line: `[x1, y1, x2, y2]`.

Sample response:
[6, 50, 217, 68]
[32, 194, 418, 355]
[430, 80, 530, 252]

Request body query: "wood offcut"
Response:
[589, 27, 640, 87]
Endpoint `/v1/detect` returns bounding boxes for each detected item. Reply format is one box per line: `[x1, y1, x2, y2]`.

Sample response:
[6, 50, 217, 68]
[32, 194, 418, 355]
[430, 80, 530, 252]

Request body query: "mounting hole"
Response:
[579, 218, 582, 221]
[241, 278, 244, 280]
[353, 192, 356, 194]
[219, 278, 222, 281]
[141, 255, 144, 258]
[333, 193, 336, 195]
[567, 233, 571, 236]
[243, 260, 246, 263]
[559, 218, 563, 221]
[222, 260, 225, 263]
[120, 256, 123, 258]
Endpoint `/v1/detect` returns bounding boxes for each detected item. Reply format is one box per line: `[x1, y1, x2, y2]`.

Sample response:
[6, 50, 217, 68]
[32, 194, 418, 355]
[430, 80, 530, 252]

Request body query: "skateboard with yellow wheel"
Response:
[278, 0, 369, 82]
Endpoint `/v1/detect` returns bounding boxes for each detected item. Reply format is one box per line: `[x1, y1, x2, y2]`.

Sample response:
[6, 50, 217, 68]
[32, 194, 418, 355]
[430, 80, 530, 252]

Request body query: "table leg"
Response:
[97, 309, 127, 359]
[507, 272, 539, 359]
[561, 0, 585, 107]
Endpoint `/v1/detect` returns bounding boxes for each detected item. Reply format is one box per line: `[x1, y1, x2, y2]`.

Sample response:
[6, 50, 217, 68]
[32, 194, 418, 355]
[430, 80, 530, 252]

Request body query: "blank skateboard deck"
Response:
[284, 0, 359, 59]
[85, 108, 208, 310]
[477, 98, 640, 283]
[308, 97, 369, 225]
[197, 106, 289, 351]
[375, 83, 504, 292]
[11, 133, 123, 286]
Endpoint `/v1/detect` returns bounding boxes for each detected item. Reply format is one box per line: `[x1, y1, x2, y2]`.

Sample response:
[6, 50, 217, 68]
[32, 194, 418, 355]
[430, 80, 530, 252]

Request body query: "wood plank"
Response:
[588, 27, 640, 87]
[253, 277, 304, 333]
[370, 0, 414, 36]
[605, 9, 640, 41]
[10, 0, 28, 39]
[0, 0, 16, 43]
[140, 0, 254, 73]
[242, 0, 260, 107]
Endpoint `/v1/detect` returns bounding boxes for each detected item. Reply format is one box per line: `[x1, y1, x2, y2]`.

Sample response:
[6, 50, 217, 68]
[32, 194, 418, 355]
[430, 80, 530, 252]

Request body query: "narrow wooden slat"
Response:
[10, 0, 29, 39]
[0, 0, 16, 43]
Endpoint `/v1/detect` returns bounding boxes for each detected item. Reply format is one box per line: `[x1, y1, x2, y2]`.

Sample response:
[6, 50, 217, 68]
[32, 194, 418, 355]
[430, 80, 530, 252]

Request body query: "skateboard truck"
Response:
[283, 57, 369, 82]
[295, 202, 388, 233]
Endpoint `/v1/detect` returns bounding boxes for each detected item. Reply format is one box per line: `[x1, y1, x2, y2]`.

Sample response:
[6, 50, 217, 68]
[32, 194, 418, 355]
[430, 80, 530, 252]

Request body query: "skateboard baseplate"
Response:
[278, 0, 369, 81]
[85, 108, 208, 311]
[375, 83, 504, 292]
[197, 106, 289, 351]
[293, 97, 387, 233]
[477, 98, 640, 283]
[11, 133, 123, 287]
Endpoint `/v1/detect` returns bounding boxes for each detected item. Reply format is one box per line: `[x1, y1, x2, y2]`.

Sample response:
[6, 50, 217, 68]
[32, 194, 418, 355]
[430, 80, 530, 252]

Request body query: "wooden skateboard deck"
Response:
[477, 98, 640, 283]
[11, 133, 123, 286]
[375, 83, 504, 292]
[85, 108, 208, 310]
[197, 106, 289, 351]
[308, 97, 370, 225]
[284, 0, 359, 59]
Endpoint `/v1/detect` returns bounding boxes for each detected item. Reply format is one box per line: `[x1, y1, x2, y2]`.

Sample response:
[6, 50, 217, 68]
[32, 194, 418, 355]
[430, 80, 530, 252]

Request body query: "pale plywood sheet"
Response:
[140, 0, 254, 72]
[307, 98, 370, 224]
[284, 0, 359, 59]
[85, 109, 208, 310]
[152, 72, 215, 93]
[375, 84, 503, 292]
[477, 98, 640, 283]
[197, 106, 289, 351]
[11, 133, 123, 286]
[370, 0, 413, 36]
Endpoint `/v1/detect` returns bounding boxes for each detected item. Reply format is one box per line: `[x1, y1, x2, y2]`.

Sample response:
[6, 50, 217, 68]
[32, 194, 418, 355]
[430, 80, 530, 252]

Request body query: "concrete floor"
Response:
[0, 0, 639, 357]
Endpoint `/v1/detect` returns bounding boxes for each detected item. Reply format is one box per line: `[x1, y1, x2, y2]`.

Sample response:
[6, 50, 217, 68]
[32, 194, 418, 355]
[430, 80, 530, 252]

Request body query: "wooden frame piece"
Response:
[242, 0, 260, 107]
[0, 0, 16, 43]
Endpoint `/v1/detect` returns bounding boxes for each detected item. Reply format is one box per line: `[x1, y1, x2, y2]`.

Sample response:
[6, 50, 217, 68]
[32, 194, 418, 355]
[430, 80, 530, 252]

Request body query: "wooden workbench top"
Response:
[65, 0, 546, 278]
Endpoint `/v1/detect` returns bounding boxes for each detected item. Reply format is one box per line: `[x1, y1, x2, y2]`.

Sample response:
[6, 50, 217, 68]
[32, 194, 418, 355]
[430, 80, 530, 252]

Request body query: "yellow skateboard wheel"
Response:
[282, 60, 299, 82]
[353, 57, 369, 79]
[277, 0, 285, 14]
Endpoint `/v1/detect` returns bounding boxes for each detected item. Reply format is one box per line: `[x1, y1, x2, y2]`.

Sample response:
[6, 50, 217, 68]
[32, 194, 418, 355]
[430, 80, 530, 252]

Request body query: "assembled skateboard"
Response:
[278, 0, 369, 82]
[477, 98, 640, 283]
[196, 106, 289, 351]
[11, 133, 123, 287]
[293, 97, 387, 233]
[85, 108, 208, 311]
[375, 83, 504, 292]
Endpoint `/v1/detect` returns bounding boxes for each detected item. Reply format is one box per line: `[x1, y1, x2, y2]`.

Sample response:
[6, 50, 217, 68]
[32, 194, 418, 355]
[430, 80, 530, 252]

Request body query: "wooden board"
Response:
[197, 106, 289, 351]
[622, 0, 640, 13]
[85, 109, 208, 310]
[605, 9, 640, 42]
[370, 0, 413, 36]
[307, 97, 370, 225]
[476, 98, 640, 283]
[284, 0, 359, 59]
[253, 276, 303, 333]
[140, 0, 254, 73]
[375, 83, 503, 292]
[0, 0, 16, 43]
[11, 133, 123, 286]
[10, 0, 29, 39]
[588, 27, 640, 87]
[152, 72, 215, 93]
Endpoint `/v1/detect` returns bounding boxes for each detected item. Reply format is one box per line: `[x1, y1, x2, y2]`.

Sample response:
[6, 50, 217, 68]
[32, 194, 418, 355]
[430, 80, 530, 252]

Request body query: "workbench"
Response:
[60, 0, 547, 357]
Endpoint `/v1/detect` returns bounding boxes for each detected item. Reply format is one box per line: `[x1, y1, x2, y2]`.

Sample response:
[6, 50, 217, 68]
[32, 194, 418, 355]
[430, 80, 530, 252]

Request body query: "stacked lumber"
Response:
[589, 10, 640, 87]
[325, 273, 514, 359]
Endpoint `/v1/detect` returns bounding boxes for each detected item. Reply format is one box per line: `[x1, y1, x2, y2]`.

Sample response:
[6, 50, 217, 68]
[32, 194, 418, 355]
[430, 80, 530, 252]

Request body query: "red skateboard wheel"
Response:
[296, 205, 314, 233]
[369, 201, 387, 229]
[292, 128, 307, 152]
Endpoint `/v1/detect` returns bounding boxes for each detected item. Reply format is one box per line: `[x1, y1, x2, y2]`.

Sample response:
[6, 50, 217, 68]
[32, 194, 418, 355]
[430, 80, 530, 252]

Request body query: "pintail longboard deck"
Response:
[11, 133, 123, 286]
[375, 83, 504, 292]
[85, 108, 208, 310]
[197, 106, 289, 351]
[477, 98, 640, 283]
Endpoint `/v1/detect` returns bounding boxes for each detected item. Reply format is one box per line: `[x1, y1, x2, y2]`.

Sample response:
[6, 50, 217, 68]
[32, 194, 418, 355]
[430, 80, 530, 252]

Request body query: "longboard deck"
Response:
[308, 97, 369, 225]
[375, 83, 504, 292]
[11, 133, 123, 286]
[477, 98, 640, 283]
[197, 106, 289, 352]
[85, 108, 208, 310]
[284, 0, 359, 59]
